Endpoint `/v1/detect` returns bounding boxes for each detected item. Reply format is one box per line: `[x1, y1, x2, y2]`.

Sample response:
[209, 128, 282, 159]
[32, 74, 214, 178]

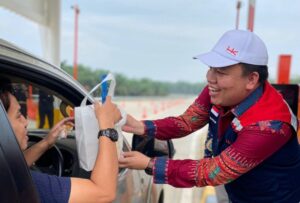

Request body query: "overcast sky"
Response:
[0, 0, 299, 83]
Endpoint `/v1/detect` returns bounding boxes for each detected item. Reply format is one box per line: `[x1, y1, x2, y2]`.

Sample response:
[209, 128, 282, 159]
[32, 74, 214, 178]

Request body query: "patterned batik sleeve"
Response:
[144, 86, 211, 140]
[152, 121, 293, 188]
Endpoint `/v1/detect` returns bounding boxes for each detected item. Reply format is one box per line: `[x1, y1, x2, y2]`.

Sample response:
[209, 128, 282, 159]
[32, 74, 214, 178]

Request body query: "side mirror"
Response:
[132, 134, 175, 159]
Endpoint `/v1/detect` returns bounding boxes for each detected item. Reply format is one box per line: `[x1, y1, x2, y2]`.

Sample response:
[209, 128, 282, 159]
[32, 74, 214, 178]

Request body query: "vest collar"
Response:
[231, 83, 264, 117]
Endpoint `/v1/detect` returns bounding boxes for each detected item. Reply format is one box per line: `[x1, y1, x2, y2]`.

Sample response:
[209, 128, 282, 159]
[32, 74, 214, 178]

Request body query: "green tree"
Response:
[61, 62, 204, 96]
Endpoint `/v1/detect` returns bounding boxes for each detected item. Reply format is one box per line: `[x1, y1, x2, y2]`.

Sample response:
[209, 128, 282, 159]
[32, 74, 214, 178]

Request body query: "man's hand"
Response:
[122, 114, 145, 136]
[94, 96, 121, 129]
[45, 117, 74, 147]
[119, 151, 151, 170]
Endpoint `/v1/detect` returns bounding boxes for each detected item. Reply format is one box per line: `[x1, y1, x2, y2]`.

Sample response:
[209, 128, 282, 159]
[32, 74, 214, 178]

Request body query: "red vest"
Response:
[232, 81, 298, 133]
[208, 82, 300, 202]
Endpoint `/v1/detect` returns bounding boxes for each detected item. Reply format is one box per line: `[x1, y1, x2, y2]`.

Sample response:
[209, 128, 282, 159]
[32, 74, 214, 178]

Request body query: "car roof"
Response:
[0, 38, 93, 103]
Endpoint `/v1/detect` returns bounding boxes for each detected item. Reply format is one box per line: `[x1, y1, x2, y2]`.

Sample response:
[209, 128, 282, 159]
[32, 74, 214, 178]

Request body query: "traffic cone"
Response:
[142, 107, 147, 119]
[153, 105, 158, 114]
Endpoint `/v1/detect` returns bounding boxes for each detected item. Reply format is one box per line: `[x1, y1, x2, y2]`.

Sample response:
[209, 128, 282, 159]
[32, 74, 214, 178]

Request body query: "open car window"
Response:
[7, 78, 129, 161]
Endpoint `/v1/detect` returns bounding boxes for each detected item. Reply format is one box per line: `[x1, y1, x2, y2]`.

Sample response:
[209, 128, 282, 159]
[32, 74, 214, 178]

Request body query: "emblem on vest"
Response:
[210, 107, 219, 124]
[211, 106, 219, 117]
[232, 117, 243, 131]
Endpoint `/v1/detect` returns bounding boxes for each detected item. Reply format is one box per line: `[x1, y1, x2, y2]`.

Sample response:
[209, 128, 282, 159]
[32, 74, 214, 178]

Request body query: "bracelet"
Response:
[145, 158, 154, 175]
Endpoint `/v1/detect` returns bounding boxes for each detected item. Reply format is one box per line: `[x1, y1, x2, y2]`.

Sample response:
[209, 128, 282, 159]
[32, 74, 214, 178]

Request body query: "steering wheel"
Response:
[28, 135, 64, 176]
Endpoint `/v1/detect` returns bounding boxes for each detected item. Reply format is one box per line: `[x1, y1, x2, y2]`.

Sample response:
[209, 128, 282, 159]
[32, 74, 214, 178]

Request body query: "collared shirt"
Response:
[144, 85, 294, 187]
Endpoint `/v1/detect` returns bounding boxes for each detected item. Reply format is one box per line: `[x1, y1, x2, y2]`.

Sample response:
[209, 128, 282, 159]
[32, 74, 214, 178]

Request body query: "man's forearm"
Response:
[69, 127, 118, 202]
[91, 136, 118, 195]
[24, 139, 50, 166]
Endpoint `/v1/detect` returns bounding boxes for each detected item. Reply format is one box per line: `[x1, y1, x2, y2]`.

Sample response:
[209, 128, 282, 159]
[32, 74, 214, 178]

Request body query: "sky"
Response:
[0, 0, 299, 83]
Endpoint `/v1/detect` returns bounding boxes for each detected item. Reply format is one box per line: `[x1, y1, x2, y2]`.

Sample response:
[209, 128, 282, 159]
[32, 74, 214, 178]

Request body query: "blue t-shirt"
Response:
[31, 171, 71, 203]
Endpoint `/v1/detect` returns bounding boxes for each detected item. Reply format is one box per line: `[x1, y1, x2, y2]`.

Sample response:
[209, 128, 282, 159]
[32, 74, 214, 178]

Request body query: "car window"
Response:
[1, 64, 129, 174]
[12, 81, 128, 156]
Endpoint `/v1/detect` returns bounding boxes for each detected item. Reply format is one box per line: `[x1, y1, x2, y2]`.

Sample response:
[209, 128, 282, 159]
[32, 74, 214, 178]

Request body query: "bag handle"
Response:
[80, 73, 127, 128]
[80, 73, 116, 106]
[115, 105, 127, 127]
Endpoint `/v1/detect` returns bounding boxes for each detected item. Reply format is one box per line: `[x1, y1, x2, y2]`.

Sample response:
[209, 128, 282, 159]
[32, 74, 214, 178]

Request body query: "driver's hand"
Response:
[45, 117, 74, 147]
[119, 151, 151, 170]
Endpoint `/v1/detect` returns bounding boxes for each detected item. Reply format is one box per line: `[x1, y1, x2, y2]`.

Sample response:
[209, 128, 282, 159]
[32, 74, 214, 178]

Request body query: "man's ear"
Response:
[246, 72, 260, 90]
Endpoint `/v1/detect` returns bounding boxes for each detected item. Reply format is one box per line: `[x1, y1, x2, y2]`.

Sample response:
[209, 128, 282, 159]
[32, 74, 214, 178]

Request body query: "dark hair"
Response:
[0, 76, 14, 111]
[240, 63, 269, 84]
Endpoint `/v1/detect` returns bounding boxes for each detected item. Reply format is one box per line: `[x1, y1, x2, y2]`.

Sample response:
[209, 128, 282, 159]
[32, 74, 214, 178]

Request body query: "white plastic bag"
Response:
[74, 73, 126, 171]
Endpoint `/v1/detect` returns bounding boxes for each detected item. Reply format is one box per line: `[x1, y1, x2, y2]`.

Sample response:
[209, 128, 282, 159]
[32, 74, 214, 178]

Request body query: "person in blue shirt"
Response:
[0, 77, 120, 203]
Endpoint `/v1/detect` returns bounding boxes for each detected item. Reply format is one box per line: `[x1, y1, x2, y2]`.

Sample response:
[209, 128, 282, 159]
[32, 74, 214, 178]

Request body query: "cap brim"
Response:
[194, 51, 239, 68]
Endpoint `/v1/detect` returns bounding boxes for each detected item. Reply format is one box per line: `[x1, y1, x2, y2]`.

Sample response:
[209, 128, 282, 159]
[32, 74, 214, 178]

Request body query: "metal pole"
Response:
[236, 1, 241, 29]
[72, 5, 80, 80]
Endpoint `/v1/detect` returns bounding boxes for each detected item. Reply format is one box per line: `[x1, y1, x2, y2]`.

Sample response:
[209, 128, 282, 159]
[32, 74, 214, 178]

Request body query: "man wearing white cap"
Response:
[119, 30, 300, 202]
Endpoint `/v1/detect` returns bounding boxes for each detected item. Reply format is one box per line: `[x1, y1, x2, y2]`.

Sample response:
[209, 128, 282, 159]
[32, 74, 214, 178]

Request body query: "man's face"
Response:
[7, 93, 29, 150]
[206, 64, 258, 107]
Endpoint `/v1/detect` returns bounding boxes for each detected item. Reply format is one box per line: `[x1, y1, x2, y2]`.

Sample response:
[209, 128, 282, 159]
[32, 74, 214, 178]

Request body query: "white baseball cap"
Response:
[194, 29, 268, 68]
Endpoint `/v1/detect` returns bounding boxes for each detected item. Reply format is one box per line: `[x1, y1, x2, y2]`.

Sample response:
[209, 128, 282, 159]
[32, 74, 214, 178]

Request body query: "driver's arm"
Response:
[24, 117, 74, 166]
[69, 98, 119, 202]
[24, 139, 52, 166]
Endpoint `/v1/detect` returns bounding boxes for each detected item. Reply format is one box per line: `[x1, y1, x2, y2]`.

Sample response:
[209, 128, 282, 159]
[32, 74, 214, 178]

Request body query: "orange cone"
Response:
[153, 105, 158, 114]
[142, 107, 147, 119]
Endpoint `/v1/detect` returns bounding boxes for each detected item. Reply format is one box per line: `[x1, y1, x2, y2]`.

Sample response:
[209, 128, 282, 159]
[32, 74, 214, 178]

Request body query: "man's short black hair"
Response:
[240, 63, 269, 84]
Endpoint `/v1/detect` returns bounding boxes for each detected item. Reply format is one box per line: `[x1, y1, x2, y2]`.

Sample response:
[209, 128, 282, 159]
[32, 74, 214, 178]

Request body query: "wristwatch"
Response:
[98, 128, 118, 142]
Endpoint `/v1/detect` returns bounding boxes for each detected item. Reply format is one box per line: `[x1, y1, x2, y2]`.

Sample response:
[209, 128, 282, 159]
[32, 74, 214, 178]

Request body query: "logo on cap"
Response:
[226, 46, 238, 56]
